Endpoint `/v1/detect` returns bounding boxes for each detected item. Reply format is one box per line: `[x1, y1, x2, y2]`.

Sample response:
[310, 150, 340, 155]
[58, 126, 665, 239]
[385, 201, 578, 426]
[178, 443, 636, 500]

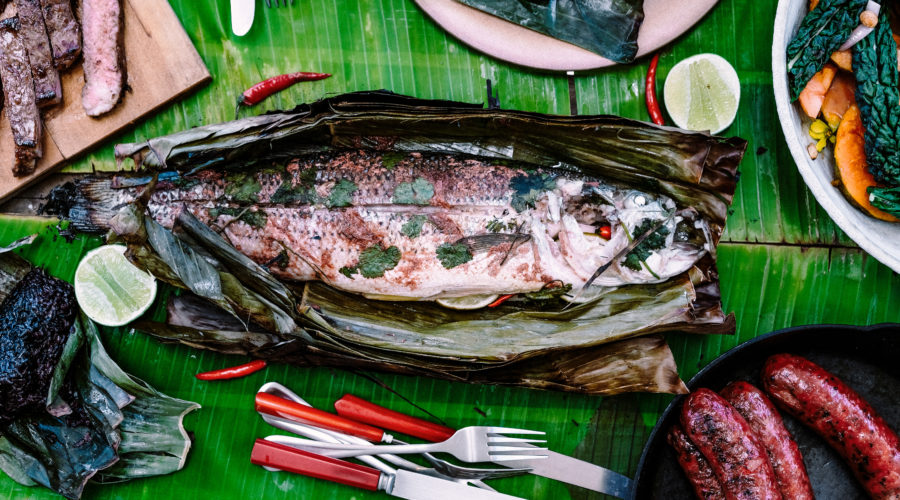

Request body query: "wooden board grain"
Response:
[0, 0, 210, 203]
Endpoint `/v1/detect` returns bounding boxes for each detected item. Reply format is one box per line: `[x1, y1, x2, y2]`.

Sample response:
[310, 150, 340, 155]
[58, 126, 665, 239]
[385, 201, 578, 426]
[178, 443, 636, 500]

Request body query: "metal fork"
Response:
[279, 426, 548, 463]
[264, 0, 293, 6]
[256, 383, 530, 482]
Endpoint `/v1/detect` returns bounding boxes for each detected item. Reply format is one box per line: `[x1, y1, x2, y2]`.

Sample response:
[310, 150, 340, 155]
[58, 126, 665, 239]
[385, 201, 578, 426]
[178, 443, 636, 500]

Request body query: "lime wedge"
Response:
[75, 245, 157, 327]
[664, 53, 740, 134]
[436, 294, 500, 310]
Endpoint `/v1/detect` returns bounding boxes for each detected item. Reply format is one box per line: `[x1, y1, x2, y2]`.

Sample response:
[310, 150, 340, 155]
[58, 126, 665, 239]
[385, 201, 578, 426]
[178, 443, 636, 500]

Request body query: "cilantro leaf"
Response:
[622, 219, 669, 271]
[327, 179, 358, 208]
[401, 215, 428, 238]
[340, 245, 402, 279]
[436, 243, 472, 269]
[393, 178, 434, 205]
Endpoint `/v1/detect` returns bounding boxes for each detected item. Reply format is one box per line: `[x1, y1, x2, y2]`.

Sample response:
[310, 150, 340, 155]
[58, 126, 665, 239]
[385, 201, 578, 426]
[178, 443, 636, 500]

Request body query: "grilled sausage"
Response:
[681, 388, 781, 500]
[762, 353, 900, 499]
[667, 423, 726, 500]
[720, 381, 814, 500]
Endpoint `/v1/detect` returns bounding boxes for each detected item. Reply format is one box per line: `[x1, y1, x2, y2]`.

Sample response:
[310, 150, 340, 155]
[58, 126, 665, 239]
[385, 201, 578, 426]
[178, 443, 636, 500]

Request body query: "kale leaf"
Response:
[786, 0, 868, 100]
[854, 11, 900, 189]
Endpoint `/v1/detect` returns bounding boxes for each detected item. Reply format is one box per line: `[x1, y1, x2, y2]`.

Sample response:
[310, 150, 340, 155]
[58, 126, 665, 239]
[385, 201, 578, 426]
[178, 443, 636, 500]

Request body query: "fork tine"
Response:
[486, 436, 545, 444]
[488, 454, 549, 462]
[488, 446, 548, 453]
[483, 427, 545, 435]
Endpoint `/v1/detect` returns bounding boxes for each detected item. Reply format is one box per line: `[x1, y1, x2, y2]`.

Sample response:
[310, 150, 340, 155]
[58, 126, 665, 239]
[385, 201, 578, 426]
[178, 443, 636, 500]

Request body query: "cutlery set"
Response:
[249, 382, 634, 499]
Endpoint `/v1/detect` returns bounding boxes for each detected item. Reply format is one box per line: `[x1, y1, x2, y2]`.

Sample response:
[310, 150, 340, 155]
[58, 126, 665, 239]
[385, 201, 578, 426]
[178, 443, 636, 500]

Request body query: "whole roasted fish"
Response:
[69, 150, 714, 301]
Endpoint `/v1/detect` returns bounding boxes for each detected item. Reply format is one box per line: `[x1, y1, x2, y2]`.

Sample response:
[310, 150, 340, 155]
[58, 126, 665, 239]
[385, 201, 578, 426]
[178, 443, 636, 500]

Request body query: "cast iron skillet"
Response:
[630, 324, 900, 499]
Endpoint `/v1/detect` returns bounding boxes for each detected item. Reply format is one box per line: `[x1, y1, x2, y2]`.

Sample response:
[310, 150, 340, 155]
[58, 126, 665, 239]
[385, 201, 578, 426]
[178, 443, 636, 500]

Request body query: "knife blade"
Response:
[334, 394, 634, 498]
[251, 439, 524, 500]
[230, 0, 254, 36]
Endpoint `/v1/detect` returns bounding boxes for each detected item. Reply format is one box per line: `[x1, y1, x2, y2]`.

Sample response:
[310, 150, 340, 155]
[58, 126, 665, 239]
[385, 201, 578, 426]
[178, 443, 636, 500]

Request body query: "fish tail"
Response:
[45, 177, 139, 233]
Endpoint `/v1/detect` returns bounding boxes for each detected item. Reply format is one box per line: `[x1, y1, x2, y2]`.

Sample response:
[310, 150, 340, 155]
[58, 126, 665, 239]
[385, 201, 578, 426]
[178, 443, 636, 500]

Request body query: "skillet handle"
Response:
[334, 394, 455, 442]
[251, 439, 382, 491]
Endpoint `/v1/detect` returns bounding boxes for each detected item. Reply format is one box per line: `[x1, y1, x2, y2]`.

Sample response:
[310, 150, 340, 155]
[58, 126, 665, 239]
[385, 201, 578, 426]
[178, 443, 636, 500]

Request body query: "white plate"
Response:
[773, 0, 900, 273]
[414, 0, 720, 71]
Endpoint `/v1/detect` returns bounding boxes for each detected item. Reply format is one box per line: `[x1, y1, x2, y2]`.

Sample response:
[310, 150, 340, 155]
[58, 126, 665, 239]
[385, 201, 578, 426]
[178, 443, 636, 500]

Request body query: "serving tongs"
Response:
[255, 382, 530, 491]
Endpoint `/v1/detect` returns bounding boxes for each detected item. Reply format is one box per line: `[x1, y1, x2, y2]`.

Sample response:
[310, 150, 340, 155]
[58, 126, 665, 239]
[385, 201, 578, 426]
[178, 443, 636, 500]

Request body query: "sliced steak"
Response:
[15, 0, 61, 107]
[40, 0, 81, 70]
[81, 0, 124, 117]
[0, 17, 42, 176]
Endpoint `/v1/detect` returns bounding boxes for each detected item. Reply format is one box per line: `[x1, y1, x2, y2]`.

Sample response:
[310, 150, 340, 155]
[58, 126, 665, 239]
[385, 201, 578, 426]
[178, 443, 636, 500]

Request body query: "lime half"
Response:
[664, 53, 740, 134]
[75, 245, 157, 327]
[436, 294, 499, 310]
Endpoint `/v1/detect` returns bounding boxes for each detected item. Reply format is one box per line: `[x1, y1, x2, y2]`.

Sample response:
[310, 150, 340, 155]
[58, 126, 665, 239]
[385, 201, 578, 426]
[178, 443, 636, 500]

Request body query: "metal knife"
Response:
[251, 439, 525, 500]
[334, 394, 634, 499]
[230, 0, 254, 36]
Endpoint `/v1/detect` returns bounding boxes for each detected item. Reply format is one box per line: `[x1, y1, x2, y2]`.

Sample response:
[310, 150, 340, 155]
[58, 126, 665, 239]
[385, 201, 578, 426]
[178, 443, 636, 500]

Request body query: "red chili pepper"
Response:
[599, 225, 612, 239]
[196, 360, 267, 381]
[488, 294, 515, 308]
[645, 53, 665, 126]
[237, 72, 331, 108]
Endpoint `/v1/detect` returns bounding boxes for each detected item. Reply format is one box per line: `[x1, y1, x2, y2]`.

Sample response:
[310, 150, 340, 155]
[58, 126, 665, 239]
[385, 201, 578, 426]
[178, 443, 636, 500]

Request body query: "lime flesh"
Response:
[75, 245, 157, 327]
[436, 294, 500, 310]
[664, 54, 740, 134]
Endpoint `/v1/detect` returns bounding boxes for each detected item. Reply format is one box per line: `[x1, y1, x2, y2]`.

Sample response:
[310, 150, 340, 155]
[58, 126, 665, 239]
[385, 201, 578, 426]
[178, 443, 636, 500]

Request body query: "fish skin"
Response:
[74, 150, 711, 299]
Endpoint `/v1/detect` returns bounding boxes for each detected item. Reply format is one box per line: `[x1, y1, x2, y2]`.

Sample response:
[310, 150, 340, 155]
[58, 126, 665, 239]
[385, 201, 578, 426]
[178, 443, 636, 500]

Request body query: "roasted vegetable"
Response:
[852, 10, 900, 217]
[821, 70, 857, 128]
[59, 91, 746, 395]
[834, 105, 897, 221]
[787, 0, 868, 100]
[798, 62, 837, 119]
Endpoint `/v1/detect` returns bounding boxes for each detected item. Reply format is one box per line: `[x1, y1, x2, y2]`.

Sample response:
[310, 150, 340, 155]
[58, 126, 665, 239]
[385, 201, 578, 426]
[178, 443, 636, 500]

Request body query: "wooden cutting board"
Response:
[0, 0, 210, 203]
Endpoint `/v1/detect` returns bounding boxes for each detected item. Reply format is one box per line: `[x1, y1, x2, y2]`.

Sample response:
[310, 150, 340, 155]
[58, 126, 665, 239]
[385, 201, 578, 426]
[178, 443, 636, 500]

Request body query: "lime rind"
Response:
[436, 294, 500, 310]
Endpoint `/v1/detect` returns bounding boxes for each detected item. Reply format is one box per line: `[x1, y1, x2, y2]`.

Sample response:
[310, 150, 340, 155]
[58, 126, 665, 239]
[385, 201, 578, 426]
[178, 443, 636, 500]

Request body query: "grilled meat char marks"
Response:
[720, 381, 814, 500]
[0, 17, 42, 176]
[763, 353, 900, 499]
[40, 0, 81, 70]
[16, 0, 61, 107]
[681, 388, 781, 500]
[667, 424, 726, 500]
[81, 0, 124, 116]
[0, 267, 78, 426]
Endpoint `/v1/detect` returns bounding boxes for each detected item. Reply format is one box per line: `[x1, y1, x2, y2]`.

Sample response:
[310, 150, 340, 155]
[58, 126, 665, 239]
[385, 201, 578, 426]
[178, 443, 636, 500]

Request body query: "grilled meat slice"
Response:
[15, 0, 61, 107]
[0, 17, 43, 176]
[81, 0, 124, 116]
[40, 0, 81, 70]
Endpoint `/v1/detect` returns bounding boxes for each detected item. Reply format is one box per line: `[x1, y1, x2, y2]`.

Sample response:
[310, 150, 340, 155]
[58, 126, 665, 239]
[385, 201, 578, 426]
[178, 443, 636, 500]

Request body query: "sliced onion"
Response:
[839, 1, 881, 51]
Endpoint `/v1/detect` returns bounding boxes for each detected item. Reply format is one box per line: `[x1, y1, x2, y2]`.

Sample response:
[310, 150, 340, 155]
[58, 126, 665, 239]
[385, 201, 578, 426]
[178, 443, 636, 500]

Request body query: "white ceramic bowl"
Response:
[773, 0, 900, 273]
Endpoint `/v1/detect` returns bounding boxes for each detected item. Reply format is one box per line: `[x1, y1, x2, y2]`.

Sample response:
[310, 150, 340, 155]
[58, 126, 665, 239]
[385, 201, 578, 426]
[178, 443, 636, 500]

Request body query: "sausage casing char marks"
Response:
[39, 0, 81, 70]
[15, 0, 61, 107]
[720, 381, 814, 500]
[681, 388, 781, 500]
[667, 423, 726, 500]
[763, 353, 900, 500]
[0, 17, 42, 176]
[81, 0, 125, 116]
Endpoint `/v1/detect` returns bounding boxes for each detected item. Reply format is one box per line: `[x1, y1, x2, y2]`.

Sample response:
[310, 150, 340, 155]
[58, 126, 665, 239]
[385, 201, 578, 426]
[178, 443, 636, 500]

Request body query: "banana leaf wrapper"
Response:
[106, 91, 745, 395]
[451, 0, 644, 63]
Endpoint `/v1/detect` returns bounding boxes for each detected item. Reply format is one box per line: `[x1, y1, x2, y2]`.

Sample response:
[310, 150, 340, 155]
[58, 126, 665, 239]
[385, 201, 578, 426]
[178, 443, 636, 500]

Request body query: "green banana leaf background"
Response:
[1, 0, 899, 499]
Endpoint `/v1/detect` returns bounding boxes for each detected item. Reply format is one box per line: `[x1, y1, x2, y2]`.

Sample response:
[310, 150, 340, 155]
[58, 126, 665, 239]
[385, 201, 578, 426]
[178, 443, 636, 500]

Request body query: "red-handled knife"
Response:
[333, 394, 634, 498]
[255, 392, 391, 443]
[251, 439, 525, 500]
